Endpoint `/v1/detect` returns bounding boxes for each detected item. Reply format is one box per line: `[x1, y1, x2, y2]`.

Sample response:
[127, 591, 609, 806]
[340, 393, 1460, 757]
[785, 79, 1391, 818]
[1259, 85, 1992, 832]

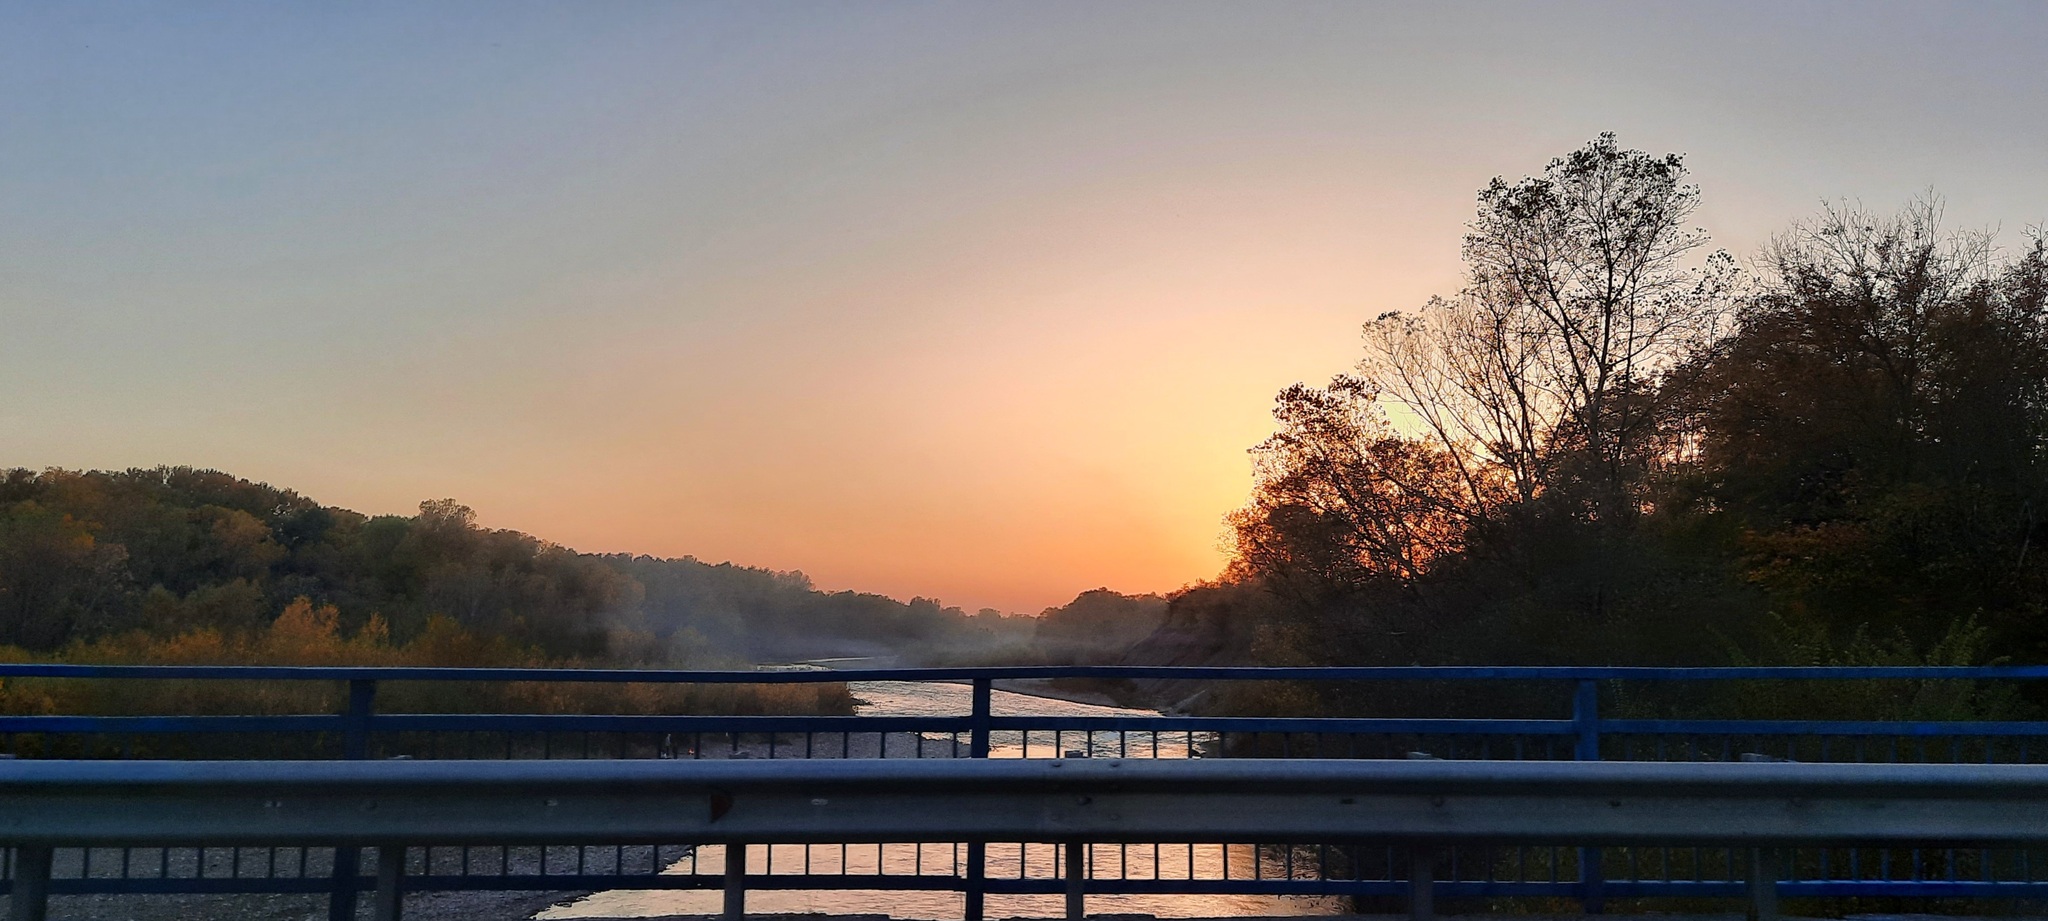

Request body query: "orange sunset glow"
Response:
[10, 3, 2048, 614]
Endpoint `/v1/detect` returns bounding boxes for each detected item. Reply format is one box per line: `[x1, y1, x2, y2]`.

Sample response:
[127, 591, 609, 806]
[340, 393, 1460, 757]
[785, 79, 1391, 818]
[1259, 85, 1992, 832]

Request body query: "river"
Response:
[539, 673, 1344, 919]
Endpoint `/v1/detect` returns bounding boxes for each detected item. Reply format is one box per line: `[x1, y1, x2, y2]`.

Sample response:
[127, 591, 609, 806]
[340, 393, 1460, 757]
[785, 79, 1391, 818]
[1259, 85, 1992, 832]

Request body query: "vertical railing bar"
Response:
[722, 844, 745, 921]
[12, 845, 52, 921]
[372, 844, 404, 921]
[1408, 845, 1435, 921]
[1748, 848, 1780, 921]
[1064, 841, 1085, 920]
[1571, 679, 1604, 913]
[964, 676, 992, 921]
[324, 678, 377, 921]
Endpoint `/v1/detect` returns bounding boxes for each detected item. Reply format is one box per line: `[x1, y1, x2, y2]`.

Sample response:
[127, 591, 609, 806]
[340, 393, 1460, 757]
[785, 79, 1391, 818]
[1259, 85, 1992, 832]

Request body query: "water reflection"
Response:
[541, 842, 1342, 920]
[537, 677, 1343, 919]
[849, 679, 1202, 759]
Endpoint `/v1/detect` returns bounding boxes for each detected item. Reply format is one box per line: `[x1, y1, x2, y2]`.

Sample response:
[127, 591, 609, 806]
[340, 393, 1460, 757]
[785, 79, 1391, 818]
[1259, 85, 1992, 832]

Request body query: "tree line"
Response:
[0, 466, 1029, 668]
[1170, 134, 2048, 711]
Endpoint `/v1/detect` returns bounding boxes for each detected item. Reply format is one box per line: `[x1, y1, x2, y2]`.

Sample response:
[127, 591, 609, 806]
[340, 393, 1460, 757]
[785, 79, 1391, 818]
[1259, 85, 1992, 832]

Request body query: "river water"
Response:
[539, 675, 1344, 919]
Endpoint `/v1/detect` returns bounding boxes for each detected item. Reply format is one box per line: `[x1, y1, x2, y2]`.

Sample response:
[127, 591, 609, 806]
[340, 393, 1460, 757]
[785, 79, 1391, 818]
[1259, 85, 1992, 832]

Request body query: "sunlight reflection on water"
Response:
[537, 674, 1344, 919]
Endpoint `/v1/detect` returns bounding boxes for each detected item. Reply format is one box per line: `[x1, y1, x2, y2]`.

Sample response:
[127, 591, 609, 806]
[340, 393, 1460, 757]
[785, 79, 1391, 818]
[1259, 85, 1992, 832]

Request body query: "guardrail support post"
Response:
[963, 841, 986, 921]
[968, 677, 992, 758]
[1064, 841, 1085, 920]
[1406, 846, 1434, 921]
[343, 679, 376, 760]
[330, 679, 377, 921]
[724, 844, 746, 920]
[1572, 679, 1604, 914]
[964, 678, 992, 921]
[373, 845, 405, 921]
[9, 845, 51, 921]
[1748, 847, 1780, 921]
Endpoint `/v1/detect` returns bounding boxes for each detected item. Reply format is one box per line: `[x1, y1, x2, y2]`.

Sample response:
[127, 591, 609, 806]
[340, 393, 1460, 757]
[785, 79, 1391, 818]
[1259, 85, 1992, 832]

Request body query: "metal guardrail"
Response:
[3, 664, 2048, 920]
[7, 758, 2048, 921]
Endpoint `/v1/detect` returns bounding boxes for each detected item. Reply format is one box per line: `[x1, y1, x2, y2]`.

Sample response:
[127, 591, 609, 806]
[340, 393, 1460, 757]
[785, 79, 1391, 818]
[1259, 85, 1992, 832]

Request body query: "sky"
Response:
[5, 2, 2047, 613]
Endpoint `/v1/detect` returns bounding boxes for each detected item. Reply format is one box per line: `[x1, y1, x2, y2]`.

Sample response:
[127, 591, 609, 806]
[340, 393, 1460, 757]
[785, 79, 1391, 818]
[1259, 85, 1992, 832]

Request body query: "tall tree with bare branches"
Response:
[1362, 134, 1736, 521]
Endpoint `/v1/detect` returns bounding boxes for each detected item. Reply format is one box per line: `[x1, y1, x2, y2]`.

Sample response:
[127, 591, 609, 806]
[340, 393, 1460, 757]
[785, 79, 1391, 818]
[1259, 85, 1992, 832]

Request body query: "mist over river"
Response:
[538, 668, 1344, 919]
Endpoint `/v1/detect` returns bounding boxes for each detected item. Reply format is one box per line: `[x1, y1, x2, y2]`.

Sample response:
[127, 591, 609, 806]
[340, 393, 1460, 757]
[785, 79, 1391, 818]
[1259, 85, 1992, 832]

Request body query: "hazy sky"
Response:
[6, 2, 2047, 612]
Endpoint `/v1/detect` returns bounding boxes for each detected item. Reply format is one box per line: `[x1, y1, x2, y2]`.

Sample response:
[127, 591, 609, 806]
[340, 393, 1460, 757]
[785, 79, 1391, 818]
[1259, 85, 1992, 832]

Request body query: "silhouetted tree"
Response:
[1231, 379, 1474, 602]
[1680, 201, 2048, 654]
[1361, 133, 1735, 520]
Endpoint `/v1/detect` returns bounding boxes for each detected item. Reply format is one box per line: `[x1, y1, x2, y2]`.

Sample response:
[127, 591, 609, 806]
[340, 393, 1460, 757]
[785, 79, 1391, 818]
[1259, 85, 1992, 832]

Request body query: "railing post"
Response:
[963, 840, 987, 921]
[724, 844, 747, 921]
[1064, 841, 1085, 921]
[330, 678, 377, 921]
[9, 845, 51, 921]
[968, 677, 992, 757]
[964, 677, 992, 921]
[343, 679, 376, 760]
[1572, 679, 1604, 914]
[1748, 847, 1780, 921]
[1406, 845, 1435, 921]
[373, 844, 406, 921]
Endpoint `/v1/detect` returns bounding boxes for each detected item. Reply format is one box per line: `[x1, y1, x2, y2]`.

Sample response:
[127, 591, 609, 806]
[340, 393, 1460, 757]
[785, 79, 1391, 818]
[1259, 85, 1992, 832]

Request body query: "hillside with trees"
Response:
[0, 467, 1030, 668]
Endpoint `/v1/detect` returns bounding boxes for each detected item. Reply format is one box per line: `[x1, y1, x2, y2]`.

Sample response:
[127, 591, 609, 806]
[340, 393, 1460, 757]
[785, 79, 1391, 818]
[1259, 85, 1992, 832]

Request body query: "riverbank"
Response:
[986, 677, 1139, 711]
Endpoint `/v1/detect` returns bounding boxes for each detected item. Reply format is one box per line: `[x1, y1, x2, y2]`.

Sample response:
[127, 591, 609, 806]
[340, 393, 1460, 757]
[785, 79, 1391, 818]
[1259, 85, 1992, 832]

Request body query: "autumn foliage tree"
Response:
[1230, 136, 1737, 651]
[1222, 136, 2048, 675]
[1231, 378, 1476, 600]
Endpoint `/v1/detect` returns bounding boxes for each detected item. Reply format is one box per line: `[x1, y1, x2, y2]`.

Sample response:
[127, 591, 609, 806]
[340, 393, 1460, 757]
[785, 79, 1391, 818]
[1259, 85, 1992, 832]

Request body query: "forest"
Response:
[0, 467, 1049, 672]
[1142, 135, 2048, 719]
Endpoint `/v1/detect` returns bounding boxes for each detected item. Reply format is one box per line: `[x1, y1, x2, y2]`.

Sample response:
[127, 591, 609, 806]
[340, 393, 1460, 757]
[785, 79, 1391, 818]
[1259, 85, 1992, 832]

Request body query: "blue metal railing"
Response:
[3, 663, 2048, 917]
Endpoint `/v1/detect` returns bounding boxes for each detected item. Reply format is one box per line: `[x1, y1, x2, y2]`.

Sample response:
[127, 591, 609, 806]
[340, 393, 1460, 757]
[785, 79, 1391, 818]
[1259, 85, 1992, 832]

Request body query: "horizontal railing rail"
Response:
[6, 663, 2048, 920]
[4, 662, 2048, 681]
[6, 758, 2048, 921]
[11, 757, 2048, 844]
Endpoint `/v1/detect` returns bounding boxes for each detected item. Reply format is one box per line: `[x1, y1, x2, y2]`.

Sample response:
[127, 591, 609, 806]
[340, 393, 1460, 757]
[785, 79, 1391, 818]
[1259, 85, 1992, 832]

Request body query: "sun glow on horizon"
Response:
[9, 3, 2048, 613]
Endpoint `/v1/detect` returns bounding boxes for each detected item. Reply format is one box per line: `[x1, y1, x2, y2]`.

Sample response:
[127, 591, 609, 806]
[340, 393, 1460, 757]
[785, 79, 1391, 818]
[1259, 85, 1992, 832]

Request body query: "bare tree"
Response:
[1362, 134, 1736, 518]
